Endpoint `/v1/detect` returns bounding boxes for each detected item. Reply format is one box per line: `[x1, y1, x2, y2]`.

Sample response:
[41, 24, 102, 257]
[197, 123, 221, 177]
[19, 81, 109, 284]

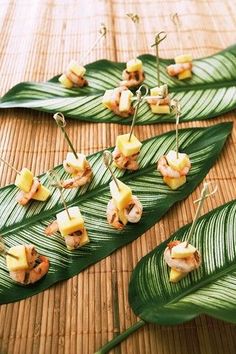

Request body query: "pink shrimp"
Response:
[65, 70, 88, 87]
[167, 62, 192, 77]
[16, 178, 41, 206]
[112, 147, 139, 171]
[157, 156, 191, 178]
[164, 242, 201, 273]
[120, 69, 145, 88]
[109, 86, 134, 118]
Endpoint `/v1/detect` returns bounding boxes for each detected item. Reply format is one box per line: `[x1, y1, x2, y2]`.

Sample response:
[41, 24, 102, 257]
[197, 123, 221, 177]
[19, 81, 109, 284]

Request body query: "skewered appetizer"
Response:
[61, 152, 93, 189]
[158, 150, 191, 190]
[6, 244, 49, 285]
[147, 84, 171, 114]
[120, 59, 145, 88]
[59, 60, 88, 88]
[107, 179, 143, 230]
[164, 240, 201, 282]
[15, 168, 51, 205]
[167, 54, 193, 80]
[102, 86, 134, 118]
[112, 133, 142, 171]
[45, 206, 89, 250]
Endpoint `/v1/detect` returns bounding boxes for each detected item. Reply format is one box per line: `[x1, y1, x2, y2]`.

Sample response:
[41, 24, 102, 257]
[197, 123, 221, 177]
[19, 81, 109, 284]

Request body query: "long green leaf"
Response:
[0, 122, 232, 303]
[1, 46, 236, 124]
[129, 199, 236, 325]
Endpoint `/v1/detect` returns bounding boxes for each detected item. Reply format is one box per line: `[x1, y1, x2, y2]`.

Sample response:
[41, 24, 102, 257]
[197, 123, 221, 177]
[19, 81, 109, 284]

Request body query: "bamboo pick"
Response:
[103, 151, 120, 191]
[0, 156, 20, 175]
[171, 99, 181, 159]
[47, 169, 71, 220]
[185, 182, 218, 247]
[80, 23, 107, 65]
[0, 237, 19, 260]
[53, 112, 78, 159]
[171, 13, 183, 54]
[126, 13, 140, 61]
[151, 31, 167, 87]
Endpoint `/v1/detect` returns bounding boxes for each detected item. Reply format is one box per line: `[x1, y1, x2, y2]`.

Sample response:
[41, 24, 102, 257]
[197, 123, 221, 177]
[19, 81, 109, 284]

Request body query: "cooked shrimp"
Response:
[64, 232, 84, 250]
[65, 70, 88, 87]
[120, 69, 145, 88]
[157, 156, 191, 178]
[164, 241, 201, 273]
[146, 96, 171, 106]
[112, 146, 139, 171]
[45, 220, 59, 236]
[109, 86, 134, 118]
[60, 163, 93, 189]
[124, 195, 143, 223]
[10, 245, 49, 285]
[16, 178, 41, 205]
[107, 195, 143, 229]
[167, 62, 192, 77]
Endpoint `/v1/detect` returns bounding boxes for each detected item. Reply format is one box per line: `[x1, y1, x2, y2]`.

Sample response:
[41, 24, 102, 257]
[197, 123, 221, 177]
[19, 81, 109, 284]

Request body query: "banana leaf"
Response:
[0, 122, 232, 303]
[0, 45, 236, 124]
[96, 199, 236, 354]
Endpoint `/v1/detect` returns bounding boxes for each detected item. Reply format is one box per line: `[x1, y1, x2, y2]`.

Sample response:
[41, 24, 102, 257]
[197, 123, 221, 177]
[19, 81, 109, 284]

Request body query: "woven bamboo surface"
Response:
[0, 0, 236, 353]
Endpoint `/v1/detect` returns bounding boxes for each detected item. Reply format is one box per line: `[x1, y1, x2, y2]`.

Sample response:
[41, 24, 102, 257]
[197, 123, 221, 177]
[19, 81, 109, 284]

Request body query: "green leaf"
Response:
[129, 199, 236, 325]
[1, 46, 236, 124]
[0, 122, 232, 303]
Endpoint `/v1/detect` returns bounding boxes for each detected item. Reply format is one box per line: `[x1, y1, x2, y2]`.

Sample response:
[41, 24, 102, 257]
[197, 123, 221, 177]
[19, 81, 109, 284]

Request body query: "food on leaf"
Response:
[147, 84, 171, 114]
[113, 133, 142, 171]
[167, 54, 193, 80]
[59, 60, 88, 88]
[102, 86, 134, 118]
[120, 58, 145, 88]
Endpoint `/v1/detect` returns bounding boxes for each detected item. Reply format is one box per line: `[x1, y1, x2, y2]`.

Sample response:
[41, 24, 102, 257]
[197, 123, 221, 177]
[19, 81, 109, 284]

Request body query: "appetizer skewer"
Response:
[0, 156, 51, 205]
[45, 170, 89, 250]
[120, 14, 145, 88]
[112, 85, 147, 170]
[59, 23, 107, 88]
[53, 112, 92, 189]
[157, 101, 191, 189]
[167, 13, 193, 80]
[164, 182, 217, 282]
[103, 151, 143, 230]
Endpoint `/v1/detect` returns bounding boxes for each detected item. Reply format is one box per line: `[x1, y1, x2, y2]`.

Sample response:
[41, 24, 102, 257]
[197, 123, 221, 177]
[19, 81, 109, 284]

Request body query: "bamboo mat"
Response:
[0, 0, 236, 353]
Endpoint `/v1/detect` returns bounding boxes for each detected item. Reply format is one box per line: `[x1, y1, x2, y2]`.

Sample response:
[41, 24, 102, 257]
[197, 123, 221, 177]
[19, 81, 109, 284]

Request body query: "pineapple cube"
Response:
[65, 152, 86, 172]
[150, 104, 170, 114]
[109, 179, 132, 211]
[163, 176, 186, 190]
[126, 58, 143, 72]
[6, 245, 29, 272]
[175, 54, 192, 64]
[178, 70, 192, 80]
[119, 90, 133, 112]
[58, 74, 73, 88]
[67, 60, 86, 77]
[150, 85, 168, 97]
[166, 150, 190, 172]
[56, 206, 84, 237]
[66, 227, 90, 250]
[32, 184, 51, 201]
[169, 268, 187, 283]
[102, 89, 114, 109]
[118, 209, 128, 226]
[116, 133, 142, 157]
[171, 241, 196, 259]
[15, 168, 34, 193]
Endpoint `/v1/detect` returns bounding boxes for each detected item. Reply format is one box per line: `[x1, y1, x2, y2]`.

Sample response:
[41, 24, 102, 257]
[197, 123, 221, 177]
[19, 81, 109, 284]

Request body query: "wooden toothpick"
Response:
[53, 112, 78, 160]
[47, 170, 71, 220]
[151, 31, 167, 87]
[127, 13, 140, 60]
[80, 23, 107, 65]
[103, 151, 120, 191]
[171, 13, 183, 54]
[0, 156, 20, 175]
[129, 84, 148, 142]
[0, 237, 19, 260]
[185, 182, 218, 247]
[171, 99, 181, 159]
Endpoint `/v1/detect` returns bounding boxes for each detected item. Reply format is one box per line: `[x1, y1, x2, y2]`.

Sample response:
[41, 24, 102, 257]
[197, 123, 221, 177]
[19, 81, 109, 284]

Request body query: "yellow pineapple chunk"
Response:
[119, 90, 133, 112]
[66, 227, 90, 250]
[178, 70, 192, 80]
[175, 54, 192, 64]
[116, 133, 142, 157]
[102, 89, 114, 109]
[166, 150, 190, 172]
[171, 241, 196, 259]
[65, 152, 86, 172]
[126, 58, 143, 72]
[67, 60, 86, 77]
[169, 268, 187, 283]
[109, 179, 132, 211]
[150, 85, 168, 97]
[118, 209, 128, 226]
[32, 184, 51, 201]
[15, 168, 34, 193]
[6, 245, 29, 272]
[58, 74, 73, 88]
[163, 176, 186, 190]
[56, 206, 84, 237]
[150, 105, 170, 114]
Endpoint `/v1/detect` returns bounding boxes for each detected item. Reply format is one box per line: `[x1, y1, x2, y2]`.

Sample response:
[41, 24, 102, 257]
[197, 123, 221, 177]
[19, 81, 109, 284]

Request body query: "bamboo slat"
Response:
[0, 0, 236, 353]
